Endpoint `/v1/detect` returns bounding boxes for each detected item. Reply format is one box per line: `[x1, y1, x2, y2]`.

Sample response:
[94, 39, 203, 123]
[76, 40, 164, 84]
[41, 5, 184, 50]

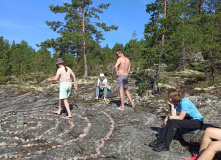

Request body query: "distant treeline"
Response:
[0, 0, 220, 84]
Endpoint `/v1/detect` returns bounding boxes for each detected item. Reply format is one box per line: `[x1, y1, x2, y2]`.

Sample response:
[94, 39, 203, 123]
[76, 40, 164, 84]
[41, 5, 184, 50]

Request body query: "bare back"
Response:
[117, 56, 130, 75]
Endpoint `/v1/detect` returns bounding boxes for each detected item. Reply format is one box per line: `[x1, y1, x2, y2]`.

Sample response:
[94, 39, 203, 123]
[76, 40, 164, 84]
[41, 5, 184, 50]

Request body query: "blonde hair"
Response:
[167, 88, 182, 104]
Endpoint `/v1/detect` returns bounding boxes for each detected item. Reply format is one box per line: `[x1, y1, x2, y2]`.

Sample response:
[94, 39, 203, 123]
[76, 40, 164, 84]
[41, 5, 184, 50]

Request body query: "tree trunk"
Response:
[152, 0, 167, 94]
[82, 0, 88, 78]
[199, 0, 204, 15]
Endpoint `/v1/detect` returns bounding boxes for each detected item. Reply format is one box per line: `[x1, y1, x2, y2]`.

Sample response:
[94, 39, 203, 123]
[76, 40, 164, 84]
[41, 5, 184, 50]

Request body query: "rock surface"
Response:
[0, 71, 221, 160]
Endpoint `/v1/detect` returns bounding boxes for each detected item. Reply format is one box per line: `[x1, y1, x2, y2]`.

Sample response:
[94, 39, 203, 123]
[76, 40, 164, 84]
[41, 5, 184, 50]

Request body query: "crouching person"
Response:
[149, 88, 204, 152]
[95, 73, 108, 101]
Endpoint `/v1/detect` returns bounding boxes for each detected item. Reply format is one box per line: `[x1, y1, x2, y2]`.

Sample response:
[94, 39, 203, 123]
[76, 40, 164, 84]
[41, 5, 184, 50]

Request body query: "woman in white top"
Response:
[48, 58, 77, 119]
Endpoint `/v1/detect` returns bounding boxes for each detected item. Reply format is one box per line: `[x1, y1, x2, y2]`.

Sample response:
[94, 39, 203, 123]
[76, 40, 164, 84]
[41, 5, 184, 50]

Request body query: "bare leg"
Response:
[199, 128, 221, 156]
[124, 88, 134, 107]
[63, 99, 72, 118]
[119, 87, 125, 108]
[198, 141, 221, 160]
[53, 99, 63, 114]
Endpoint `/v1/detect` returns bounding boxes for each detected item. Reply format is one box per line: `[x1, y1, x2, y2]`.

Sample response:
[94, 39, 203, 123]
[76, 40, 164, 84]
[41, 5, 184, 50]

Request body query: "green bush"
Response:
[158, 76, 169, 84]
[165, 64, 177, 72]
[0, 76, 8, 85]
[137, 82, 148, 97]
[194, 74, 206, 81]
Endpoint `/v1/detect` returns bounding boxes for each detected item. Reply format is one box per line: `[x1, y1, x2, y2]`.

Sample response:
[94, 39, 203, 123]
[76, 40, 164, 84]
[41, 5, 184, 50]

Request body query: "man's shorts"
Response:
[117, 74, 128, 88]
[59, 83, 72, 99]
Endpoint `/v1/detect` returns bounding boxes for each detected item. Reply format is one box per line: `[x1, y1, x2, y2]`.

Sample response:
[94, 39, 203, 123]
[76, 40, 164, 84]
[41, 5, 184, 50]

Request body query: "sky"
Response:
[0, 0, 155, 52]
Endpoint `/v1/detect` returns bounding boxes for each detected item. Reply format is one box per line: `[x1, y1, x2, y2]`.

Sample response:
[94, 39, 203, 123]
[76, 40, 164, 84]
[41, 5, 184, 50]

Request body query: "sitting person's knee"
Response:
[205, 127, 214, 135]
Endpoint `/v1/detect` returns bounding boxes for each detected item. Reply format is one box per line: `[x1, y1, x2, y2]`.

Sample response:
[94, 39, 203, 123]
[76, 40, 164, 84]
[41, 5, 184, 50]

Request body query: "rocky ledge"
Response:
[0, 73, 221, 160]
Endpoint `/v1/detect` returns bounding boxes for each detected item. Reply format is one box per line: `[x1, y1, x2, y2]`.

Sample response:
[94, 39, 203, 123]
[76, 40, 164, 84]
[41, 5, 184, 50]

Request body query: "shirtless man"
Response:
[114, 49, 134, 110]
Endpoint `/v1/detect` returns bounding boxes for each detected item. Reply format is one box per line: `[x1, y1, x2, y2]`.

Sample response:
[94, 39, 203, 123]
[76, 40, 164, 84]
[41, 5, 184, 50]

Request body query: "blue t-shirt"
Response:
[174, 98, 203, 122]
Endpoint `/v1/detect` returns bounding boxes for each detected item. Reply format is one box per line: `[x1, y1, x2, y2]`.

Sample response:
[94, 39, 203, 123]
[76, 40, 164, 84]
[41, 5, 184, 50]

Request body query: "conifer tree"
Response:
[39, 0, 118, 77]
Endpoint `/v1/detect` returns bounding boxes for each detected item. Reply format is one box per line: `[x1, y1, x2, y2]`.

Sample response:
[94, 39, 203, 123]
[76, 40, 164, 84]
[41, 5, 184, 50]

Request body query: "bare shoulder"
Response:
[125, 57, 130, 62]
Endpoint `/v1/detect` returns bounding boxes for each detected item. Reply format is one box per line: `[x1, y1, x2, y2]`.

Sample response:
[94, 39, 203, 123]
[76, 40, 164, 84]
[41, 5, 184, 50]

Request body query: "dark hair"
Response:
[167, 88, 182, 104]
[60, 62, 68, 72]
[116, 49, 124, 54]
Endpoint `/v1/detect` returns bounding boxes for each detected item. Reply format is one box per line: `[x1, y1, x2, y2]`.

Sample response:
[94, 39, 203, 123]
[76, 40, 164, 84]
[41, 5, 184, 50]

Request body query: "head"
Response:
[100, 73, 105, 80]
[167, 88, 182, 104]
[116, 49, 124, 58]
[56, 58, 65, 67]
[56, 58, 67, 72]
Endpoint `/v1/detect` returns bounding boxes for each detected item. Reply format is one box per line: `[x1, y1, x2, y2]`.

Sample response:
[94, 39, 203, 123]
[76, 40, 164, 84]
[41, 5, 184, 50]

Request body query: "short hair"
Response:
[167, 88, 182, 103]
[116, 49, 123, 54]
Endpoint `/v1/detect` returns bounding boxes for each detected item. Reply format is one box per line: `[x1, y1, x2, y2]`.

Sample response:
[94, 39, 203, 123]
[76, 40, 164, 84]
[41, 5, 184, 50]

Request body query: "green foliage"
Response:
[194, 74, 206, 81]
[158, 76, 169, 84]
[144, 0, 221, 70]
[165, 64, 177, 72]
[137, 83, 148, 97]
[0, 76, 8, 85]
[39, 0, 118, 77]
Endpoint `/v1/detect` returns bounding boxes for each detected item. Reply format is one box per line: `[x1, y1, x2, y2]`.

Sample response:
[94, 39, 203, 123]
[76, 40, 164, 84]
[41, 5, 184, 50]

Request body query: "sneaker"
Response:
[153, 143, 169, 152]
[149, 139, 163, 147]
[185, 153, 198, 160]
[104, 97, 107, 101]
[95, 96, 98, 100]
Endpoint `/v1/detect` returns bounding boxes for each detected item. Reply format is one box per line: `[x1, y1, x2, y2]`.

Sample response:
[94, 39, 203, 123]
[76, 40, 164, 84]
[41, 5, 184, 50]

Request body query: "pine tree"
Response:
[39, 0, 118, 77]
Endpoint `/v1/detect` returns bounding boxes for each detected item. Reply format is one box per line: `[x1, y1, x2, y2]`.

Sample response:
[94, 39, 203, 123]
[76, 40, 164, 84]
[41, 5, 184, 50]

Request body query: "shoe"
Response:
[117, 107, 125, 110]
[149, 139, 163, 147]
[95, 96, 98, 100]
[104, 97, 107, 101]
[153, 143, 169, 152]
[185, 153, 198, 160]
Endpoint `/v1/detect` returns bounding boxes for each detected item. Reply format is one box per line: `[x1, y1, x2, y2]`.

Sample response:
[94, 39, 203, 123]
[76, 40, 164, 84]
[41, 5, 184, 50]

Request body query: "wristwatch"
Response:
[167, 116, 170, 119]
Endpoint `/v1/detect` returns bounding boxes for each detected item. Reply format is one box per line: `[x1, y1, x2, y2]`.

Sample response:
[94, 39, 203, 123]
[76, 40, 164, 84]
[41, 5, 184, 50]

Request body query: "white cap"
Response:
[100, 73, 105, 77]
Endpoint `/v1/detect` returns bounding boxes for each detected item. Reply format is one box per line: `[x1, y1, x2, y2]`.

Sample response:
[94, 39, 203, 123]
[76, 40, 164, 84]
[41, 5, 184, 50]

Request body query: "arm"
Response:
[127, 61, 131, 75]
[168, 100, 176, 116]
[164, 111, 186, 126]
[70, 70, 77, 89]
[99, 80, 107, 88]
[48, 74, 60, 82]
[169, 111, 187, 120]
[114, 59, 121, 77]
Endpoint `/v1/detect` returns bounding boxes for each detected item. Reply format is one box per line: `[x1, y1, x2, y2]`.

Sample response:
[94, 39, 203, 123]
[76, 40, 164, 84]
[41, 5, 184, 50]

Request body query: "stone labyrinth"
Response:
[0, 104, 115, 159]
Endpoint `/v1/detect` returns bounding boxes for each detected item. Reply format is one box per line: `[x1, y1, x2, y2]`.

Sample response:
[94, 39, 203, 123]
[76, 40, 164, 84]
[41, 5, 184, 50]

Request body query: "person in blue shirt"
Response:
[149, 88, 204, 152]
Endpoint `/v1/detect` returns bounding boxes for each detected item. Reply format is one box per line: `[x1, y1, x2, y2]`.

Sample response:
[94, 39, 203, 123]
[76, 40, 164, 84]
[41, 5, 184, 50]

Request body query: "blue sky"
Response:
[0, 0, 155, 52]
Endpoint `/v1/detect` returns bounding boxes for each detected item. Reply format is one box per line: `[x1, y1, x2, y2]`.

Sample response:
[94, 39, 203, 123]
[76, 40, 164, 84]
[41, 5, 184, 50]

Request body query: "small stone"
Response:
[52, 145, 56, 149]
[22, 144, 28, 148]
[4, 155, 9, 159]
[14, 143, 18, 146]
[0, 142, 7, 146]
[26, 139, 29, 142]
[19, 154, 24, 158]
[14, 155, 18, 159]
[14, 136, 19, 140]
[9, 155, 13, 159]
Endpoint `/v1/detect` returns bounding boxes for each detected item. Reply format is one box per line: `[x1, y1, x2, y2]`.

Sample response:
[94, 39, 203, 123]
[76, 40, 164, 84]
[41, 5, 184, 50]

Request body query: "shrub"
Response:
[0, 76, 8, 85]
[165, 64, 177, 72]
[194, 74, 206, 81]
[158, 76, 169, 84]
[137, 82, 148, 97]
